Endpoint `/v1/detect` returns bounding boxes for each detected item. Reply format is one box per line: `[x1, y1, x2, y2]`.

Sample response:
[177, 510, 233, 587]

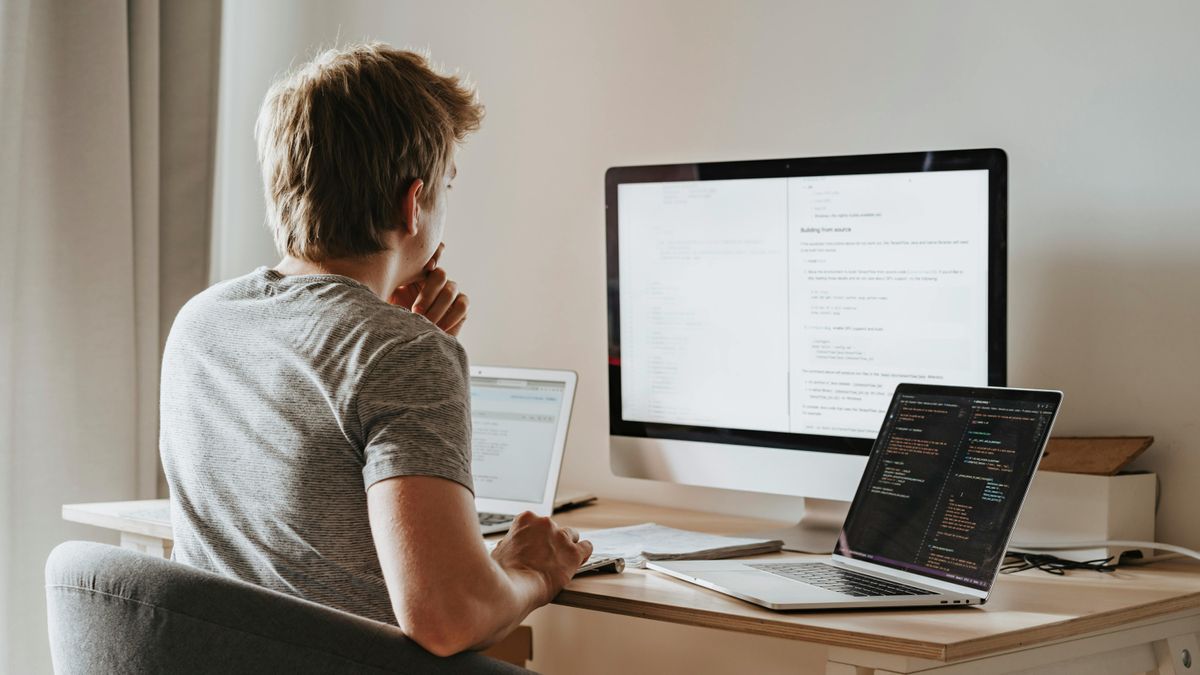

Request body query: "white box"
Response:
[1011, 471, 1157, 562]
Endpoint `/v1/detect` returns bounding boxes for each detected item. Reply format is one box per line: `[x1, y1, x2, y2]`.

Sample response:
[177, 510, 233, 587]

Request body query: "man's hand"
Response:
[490, 511, 593, 605]
[389, 243, 469, 336]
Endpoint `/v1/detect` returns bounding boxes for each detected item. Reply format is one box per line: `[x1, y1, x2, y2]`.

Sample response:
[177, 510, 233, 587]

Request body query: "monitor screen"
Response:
[834, 385, 1061, 590]
[470, 376, 566, 503]
[606, 149, 1007, 456]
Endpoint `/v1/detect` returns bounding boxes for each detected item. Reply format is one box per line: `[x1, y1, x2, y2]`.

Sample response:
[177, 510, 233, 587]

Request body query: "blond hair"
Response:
[255, 44, 483, 261]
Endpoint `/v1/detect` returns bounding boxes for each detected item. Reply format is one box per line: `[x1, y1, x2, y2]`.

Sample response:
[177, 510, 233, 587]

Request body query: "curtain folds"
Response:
[0, 1, 220, 672]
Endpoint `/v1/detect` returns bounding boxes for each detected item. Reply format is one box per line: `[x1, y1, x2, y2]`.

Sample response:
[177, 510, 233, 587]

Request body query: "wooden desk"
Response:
[63, 499, 174, 557]
[65, 499, 1200, 675]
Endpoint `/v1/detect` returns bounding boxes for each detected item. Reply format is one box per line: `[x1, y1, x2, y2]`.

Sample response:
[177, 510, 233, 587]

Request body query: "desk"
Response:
[65, 499, 1200, 675]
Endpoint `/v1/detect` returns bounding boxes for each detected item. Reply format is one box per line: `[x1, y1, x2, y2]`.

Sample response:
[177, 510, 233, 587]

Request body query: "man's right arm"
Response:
[367, 475, 591, 656]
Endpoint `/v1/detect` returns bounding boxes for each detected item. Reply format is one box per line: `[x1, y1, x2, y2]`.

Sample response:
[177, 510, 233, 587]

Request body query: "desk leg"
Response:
[120, 532, 173, 559]
[1153, 631, 1200, 675]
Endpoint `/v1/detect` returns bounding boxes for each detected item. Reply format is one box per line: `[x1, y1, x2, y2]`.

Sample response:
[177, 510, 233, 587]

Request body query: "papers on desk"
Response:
[579, 523, 784, 569]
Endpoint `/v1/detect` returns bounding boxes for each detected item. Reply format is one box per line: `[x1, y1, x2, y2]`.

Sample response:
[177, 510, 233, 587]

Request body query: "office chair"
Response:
[45, 540, 530, 674]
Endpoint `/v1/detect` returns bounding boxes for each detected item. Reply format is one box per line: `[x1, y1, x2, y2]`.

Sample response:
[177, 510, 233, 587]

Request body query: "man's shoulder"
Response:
[171, 267, 459, 366]
[313, 281, 461, 360]
[263, 273, 468, 382]
[362, 315, 467, 380]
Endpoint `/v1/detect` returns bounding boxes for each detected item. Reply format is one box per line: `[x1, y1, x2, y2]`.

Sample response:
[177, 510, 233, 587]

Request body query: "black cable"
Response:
[1000, 552, 1117, 576]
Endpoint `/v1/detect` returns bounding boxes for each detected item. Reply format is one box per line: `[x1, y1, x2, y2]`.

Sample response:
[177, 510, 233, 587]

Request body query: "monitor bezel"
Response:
[604, 148, 1008, 457]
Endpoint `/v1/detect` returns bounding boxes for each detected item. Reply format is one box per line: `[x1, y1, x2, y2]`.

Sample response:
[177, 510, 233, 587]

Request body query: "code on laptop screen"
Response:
[834, 386, 1060, 590]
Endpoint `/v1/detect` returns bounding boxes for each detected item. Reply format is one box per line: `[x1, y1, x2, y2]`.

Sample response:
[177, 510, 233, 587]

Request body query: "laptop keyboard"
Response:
[478, 512, 514, 527]
[746, 562, 935, 597]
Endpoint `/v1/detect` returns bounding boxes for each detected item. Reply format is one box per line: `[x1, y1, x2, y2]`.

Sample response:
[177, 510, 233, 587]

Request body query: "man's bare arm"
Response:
[367, 475, 590, 656]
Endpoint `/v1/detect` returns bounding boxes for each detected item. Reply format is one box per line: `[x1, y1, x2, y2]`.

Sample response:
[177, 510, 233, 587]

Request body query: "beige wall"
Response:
[212, 2, 1200, 672]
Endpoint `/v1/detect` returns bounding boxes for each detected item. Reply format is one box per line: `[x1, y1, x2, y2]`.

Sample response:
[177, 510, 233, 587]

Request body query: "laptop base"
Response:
[648, 559, 979, 611]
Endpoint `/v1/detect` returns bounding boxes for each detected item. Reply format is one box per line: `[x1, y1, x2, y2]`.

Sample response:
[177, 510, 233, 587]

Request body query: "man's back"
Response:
[160, 267, 472, 624]
[159, 44, 591, 655]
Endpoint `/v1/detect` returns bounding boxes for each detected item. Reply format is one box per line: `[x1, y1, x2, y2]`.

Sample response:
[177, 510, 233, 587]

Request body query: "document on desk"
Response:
[578, 523, 784, 569]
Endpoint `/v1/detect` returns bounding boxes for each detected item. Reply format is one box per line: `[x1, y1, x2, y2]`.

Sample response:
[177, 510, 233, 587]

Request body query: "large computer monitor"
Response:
[605, 148, 1007, 551]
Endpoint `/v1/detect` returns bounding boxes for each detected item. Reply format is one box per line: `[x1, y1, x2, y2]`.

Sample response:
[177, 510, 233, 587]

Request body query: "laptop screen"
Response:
[470, 376, 567, 504]
[835, 385, 1061, 591]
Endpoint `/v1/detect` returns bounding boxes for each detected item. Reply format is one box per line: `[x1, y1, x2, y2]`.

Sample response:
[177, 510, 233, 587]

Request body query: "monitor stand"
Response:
[749, 497, 851, 553]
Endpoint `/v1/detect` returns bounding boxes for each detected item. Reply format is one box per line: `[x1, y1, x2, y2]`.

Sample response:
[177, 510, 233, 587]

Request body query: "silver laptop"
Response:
[648, 384, 1062, 610]
[469, 366, 582, 535]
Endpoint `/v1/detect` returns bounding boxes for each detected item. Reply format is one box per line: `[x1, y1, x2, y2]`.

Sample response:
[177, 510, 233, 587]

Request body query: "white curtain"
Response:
[0, 1, 219, 672]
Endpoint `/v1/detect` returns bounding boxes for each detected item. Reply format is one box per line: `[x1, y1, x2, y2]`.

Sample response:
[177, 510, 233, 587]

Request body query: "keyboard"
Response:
[746, 562, 934, 597]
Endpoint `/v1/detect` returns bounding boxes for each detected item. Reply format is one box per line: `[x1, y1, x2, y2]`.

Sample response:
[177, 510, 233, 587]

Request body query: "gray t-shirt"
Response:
[160, 267, 472, 624]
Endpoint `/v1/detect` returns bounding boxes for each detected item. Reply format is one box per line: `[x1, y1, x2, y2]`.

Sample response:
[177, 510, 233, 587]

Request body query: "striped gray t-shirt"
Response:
[160, 267, 472, 624]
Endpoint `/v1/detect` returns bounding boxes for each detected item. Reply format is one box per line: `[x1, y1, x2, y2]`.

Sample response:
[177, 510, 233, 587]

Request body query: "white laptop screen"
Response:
[470, 376, 567, 504]
[835, 385, 1060, 591]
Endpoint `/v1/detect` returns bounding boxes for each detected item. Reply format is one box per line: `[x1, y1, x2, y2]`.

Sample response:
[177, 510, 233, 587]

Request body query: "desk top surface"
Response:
[64, 497, 1200, 661]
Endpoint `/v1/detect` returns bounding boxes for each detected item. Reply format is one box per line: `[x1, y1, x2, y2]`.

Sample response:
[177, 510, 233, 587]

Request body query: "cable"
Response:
[1001, 552, 1117, 575]
[1117, 552, 1183, 566]
[1008, 540, 1200, 564]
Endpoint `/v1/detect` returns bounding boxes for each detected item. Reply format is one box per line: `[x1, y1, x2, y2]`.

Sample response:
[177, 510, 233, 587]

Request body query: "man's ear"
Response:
[400, 178, 424, 237]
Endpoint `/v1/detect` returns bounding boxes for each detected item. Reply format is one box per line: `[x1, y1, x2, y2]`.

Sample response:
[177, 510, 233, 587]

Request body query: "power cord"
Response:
[1001, 552, 1117, 575]
[1002, 540, 1200, 575]
[1010, 540, 1200, 564]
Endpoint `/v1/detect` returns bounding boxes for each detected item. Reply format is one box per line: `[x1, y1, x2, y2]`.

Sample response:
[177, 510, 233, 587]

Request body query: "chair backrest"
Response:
[45, 541, 530, 674]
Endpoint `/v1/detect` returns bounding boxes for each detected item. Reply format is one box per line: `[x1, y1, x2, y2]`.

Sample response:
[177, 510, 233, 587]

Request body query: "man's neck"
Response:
[274, 254, 396, 301]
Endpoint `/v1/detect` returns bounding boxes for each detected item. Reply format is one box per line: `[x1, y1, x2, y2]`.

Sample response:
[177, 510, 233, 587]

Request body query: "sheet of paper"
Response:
[579, 523, 781, 568]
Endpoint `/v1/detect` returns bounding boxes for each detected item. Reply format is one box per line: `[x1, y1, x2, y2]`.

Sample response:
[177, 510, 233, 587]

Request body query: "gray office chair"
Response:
[45, 541, 532, 674]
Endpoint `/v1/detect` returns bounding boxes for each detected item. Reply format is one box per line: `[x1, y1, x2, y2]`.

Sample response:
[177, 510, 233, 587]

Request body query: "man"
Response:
[160, 43, 591, 657]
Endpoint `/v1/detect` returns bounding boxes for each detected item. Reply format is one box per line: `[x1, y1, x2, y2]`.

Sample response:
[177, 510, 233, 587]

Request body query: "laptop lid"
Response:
[470, 366, 578, 517]
[833, 384, 1062, 597]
